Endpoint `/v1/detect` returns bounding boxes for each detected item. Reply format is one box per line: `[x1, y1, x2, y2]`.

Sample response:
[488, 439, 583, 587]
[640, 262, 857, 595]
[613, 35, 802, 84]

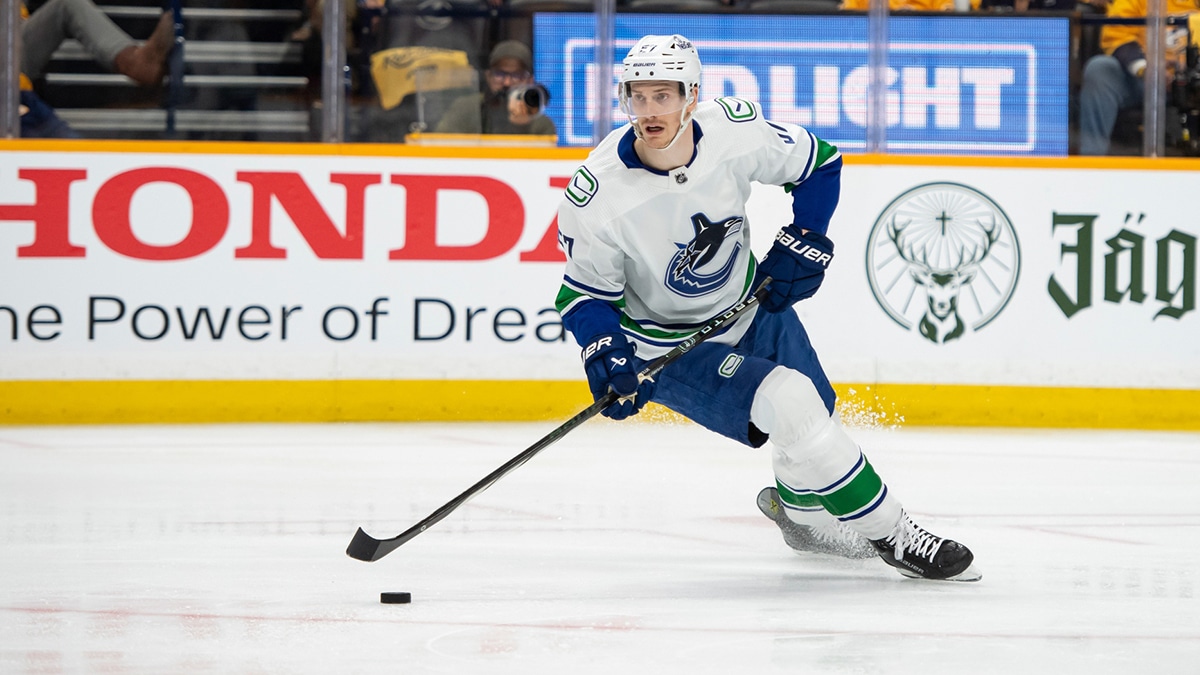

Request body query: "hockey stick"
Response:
[346, 279, 772, 562]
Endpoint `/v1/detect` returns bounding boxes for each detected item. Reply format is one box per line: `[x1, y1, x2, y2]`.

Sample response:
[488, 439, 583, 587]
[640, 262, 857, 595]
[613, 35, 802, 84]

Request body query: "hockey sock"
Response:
[752, 366, 902, 541]
[772, 479, 836, 527]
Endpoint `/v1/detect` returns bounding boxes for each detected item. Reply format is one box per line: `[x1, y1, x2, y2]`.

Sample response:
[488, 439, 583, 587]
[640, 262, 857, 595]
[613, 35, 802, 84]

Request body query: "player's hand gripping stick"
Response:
[755, 226, 834, 312]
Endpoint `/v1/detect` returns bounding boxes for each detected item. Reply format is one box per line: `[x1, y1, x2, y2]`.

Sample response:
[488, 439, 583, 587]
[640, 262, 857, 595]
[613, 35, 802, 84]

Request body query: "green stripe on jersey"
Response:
[781, 139, 837, 195]
[560, 268, 757, 342]
[815, 138, 840, 167]
[555, 285, 625, 314]
[555, 285, 584, 313]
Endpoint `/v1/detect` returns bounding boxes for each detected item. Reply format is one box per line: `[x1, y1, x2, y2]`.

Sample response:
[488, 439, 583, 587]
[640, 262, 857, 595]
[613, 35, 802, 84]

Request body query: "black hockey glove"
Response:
[582, 333, 656, 420]
[755, 225, 835, 313]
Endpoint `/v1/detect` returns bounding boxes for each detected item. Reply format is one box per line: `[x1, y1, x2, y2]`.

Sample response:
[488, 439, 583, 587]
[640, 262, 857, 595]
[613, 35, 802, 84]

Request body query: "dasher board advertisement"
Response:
[1, 147, 1195, 389]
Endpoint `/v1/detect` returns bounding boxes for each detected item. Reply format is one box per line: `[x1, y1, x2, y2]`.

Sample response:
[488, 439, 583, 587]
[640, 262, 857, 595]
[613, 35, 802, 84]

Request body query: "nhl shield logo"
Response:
[865, 183, 1021, 344]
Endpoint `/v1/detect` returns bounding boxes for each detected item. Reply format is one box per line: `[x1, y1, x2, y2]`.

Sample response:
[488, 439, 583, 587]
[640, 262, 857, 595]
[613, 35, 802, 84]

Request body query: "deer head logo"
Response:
[887, 213, 1001, 343]
[866, 183, 1020, 344]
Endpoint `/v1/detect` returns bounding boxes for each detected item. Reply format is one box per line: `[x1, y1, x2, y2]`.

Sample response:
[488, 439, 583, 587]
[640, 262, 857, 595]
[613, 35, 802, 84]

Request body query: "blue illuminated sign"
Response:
[533, 15, 1069, 155]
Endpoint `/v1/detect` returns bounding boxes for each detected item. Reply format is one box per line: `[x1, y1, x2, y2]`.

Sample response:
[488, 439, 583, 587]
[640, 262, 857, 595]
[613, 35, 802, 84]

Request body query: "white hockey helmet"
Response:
[618, 35, 701, 147]
[619, 35, 700, 110]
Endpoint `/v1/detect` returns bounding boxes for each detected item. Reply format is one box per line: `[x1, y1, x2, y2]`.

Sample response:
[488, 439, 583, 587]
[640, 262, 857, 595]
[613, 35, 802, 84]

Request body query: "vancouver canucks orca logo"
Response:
[665, 213, 744, 297]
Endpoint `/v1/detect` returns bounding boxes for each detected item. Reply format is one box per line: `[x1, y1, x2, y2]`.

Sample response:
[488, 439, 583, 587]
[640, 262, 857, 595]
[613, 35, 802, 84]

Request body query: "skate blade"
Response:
[899, 563, 983, 582]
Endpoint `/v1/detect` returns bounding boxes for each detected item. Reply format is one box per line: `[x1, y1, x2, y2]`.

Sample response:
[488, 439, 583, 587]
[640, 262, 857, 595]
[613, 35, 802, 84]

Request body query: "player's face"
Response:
[623, 81, 692, 149]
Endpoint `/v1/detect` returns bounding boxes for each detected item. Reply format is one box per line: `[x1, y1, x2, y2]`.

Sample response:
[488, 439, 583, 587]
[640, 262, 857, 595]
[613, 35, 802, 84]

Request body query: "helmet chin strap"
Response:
[660, 106, 694, 151]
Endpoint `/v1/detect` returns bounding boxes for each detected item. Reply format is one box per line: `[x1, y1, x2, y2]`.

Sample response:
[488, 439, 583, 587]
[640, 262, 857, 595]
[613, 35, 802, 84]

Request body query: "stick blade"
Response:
[346, 527, 386, 562]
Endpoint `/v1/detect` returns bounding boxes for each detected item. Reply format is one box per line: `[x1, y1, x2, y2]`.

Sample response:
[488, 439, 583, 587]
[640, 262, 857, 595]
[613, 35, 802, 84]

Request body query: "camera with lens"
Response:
[509, 83, 551, 115]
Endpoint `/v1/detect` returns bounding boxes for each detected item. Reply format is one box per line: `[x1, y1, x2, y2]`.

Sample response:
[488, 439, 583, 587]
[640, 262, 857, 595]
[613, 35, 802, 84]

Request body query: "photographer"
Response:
[1078, 0, 1199, 155]
[435, 40, 557, 136]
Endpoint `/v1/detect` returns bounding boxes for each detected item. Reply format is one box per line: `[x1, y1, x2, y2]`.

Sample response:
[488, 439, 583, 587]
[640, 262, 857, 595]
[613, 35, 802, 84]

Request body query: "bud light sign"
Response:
[533, 14, 1069, 155]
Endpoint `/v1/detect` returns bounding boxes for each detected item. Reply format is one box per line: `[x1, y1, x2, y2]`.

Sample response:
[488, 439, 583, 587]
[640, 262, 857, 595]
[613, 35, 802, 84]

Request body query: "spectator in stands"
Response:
[21, 0, 175, 89]
[292, 0, 376, 96]
[15, 0, 174, 139]
[13, 5, 72, 138]
[19, 90, 79, 139]
[434, 40, 557, 136]
[384, 0, 489, 70]
[1078, 0, 1198, 154]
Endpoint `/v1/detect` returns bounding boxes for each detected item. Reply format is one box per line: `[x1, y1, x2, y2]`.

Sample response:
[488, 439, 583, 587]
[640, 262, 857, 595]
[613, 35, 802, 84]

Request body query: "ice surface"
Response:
[2, 421, 1197, 674]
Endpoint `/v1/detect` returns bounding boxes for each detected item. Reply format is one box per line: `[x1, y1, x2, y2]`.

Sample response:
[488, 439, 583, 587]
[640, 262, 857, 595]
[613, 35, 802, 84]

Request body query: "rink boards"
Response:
[1, 139, 1198, 428]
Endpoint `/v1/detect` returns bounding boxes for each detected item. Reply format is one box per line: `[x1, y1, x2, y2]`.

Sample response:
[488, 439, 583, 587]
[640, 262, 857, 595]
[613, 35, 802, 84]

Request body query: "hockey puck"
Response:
[380, 591, 411, 604]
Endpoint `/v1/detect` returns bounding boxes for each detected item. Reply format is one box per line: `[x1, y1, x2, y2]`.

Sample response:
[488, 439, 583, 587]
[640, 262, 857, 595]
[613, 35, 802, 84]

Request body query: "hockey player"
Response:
[554, 34, 980, 581]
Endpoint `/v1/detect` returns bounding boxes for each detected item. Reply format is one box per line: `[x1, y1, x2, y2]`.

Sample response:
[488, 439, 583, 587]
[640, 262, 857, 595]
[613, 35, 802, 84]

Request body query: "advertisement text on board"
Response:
[0, 168, 569, 262]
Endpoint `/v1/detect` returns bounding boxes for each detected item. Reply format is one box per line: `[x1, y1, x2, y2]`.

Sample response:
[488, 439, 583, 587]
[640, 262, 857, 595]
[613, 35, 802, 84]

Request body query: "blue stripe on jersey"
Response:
[562, 275, 623, 300]
[626, 321, 740, 350]
[629, 316, 712, 332]
[630, 285, 754, 332]
[629, 333, 691, 349]
[796, 130, 817, 184]
[621, 294, 749, 348]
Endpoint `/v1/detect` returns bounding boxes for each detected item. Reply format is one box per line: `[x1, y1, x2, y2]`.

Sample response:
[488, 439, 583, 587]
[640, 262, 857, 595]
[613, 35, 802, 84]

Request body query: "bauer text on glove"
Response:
[581, 333, 656, 420]
[754, 226, 835, 313]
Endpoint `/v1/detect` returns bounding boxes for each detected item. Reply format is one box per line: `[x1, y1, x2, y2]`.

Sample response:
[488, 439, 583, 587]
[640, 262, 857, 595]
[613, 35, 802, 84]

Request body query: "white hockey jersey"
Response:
[556, 97, 840, 359]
